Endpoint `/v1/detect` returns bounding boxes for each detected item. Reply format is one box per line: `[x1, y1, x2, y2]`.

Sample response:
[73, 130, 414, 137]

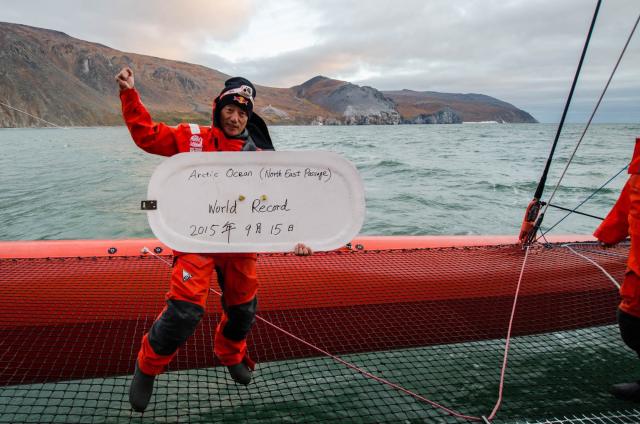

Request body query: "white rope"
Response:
[487, 244, 530, 420]
[140, 245, 587, 421]
[562, 244, 621, 289]
[141, 246, 172, 266]
[0, 99, 67, 128]
[141, 246, 485, 421]
[563, 245, 628, 259]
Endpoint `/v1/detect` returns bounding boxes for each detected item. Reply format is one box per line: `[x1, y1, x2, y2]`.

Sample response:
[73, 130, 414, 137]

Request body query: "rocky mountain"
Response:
[0, 22, 326, 127]
[383, 90, 537, 123]
[293, 76, 400, 125]
[0, 22, 537, 127]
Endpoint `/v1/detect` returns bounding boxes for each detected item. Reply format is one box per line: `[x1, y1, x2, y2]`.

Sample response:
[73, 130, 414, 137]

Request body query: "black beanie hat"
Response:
[213, 77, 257, 128]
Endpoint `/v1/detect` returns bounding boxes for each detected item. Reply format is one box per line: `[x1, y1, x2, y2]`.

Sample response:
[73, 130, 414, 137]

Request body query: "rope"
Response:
[142, 247, 484, 421]
[539, 164, 628, 238]
[215, 285, 484, 421]
[536, 11, 640, 237]
[562, 243, 621, 289]
[141, 246, 536, 422]
[0, 100, 67, 129]
[568, 247, 628, 259]
[141, 247, 172, 265]
[487, 245, 531, 420]
[559, 241, 629, 258]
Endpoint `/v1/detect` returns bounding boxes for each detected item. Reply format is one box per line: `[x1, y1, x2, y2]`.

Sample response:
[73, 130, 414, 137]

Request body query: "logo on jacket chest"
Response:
[189, 135, 203, 152]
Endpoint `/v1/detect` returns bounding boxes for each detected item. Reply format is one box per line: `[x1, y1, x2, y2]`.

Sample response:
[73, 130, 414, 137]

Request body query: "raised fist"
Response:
[116, 67, 135, 90]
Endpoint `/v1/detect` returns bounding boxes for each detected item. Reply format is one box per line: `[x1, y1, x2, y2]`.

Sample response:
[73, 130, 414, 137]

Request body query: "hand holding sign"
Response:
[294, 243, 314, 256]
[144, 151, 365, 253]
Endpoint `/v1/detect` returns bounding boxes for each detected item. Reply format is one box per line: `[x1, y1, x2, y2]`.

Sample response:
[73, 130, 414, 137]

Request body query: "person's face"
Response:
[220, 104, 248, 137]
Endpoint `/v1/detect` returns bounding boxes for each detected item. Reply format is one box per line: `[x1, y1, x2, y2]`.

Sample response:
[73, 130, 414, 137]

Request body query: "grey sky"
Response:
[1, 0, 639, 122]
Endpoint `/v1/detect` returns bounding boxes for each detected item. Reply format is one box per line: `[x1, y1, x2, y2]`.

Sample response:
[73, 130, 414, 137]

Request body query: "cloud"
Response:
[201, 0, 324, 62]
[1, 0, 639, 121]
[236, 0, 640, 122]
[1, 0, 252, 61]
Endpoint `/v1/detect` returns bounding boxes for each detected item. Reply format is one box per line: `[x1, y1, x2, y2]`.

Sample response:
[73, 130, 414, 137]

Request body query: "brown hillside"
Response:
[0, 22, 537, 127]
[0, 22, 328, 127]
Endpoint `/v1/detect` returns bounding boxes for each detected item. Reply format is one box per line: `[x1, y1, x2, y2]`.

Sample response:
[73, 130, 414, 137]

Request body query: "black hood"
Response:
[246, 112, 275, 151]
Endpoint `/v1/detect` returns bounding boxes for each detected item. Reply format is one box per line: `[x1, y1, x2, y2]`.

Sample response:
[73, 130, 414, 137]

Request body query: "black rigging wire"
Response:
[526, 2, 640, 244]
[537, 10, 640, 221]
[545, 203, 604, 221]
[539, 164, 628, 236]
[520, 0, 604, 246]
[532, 0, 602, 201]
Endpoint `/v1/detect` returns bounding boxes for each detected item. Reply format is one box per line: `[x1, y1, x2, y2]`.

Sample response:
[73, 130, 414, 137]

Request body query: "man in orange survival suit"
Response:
[116, 67, 313, 412]
[594, 137, 640, 402]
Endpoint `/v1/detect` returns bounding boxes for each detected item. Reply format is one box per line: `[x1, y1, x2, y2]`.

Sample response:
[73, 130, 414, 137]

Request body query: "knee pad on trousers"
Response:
[148, 299, 204, 355]
[618, 308, 640, 358]
[223, 297, 257, 342]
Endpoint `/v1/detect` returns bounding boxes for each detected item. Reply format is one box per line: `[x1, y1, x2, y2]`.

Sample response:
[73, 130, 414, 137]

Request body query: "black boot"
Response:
[129, 362, 156, 412]
[610, 381, 640, 402]
[227, 362, 252, 385]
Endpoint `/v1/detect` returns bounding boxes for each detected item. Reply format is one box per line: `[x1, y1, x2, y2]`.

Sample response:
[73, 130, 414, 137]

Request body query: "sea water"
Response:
[1, 123, 638, 241]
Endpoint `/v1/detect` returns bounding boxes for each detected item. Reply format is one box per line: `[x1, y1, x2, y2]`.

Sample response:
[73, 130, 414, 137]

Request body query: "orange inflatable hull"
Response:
[0, 235, 621, 387]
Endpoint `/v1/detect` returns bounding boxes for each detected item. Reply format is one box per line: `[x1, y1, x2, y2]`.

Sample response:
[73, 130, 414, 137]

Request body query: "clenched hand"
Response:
[116, 67, 135, 90]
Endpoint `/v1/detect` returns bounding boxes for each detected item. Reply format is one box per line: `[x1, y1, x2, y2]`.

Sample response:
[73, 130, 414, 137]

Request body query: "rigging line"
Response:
[143, 247, 484, 421]
[562, 244, 621, 289]
[562, 243, 628, 259]
[539, 164, 628, 238]
[560, 240, 605, 247]
[532, 0, 602, 202]
[487, 245, 531, 421]
[520, 0, 603, 247]
[545, 203, 604, 220]
[212, 286, 484, 422]
[143, 246, 535, 422]
[538, 231, 552, 247]
[536, 11, 640, 233]
[141, 247, 172, 265]
[0, 100, 67, 129]
[536, 235, 625, 261]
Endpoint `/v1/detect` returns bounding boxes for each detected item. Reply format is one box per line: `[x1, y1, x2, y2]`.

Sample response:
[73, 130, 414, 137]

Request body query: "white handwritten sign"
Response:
[146, 151, 365, 253]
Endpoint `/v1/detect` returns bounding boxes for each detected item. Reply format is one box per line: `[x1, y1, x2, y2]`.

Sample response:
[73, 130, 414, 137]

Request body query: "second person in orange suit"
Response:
[594, 138, 640, 403]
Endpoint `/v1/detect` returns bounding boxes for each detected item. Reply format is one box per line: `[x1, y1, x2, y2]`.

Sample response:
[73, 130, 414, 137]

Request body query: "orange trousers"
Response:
[137, 253, 258, 376]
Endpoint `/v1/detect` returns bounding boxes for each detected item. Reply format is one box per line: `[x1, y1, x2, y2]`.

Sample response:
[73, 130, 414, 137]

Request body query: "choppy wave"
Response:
[1, 123, 638, 240]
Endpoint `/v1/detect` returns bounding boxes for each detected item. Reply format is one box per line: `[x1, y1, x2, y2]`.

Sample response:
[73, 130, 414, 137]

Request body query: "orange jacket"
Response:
[594, 179, 631, 245]
[594, 138, 640, 275]
[119, 88, 247, 155]
[120, 88, 260, 259]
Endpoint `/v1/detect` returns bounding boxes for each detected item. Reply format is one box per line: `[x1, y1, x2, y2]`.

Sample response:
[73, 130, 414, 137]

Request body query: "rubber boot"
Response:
[129, 362, 156, 412]
[610, 381, 640, 402]
[227, 362, 252, 385]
